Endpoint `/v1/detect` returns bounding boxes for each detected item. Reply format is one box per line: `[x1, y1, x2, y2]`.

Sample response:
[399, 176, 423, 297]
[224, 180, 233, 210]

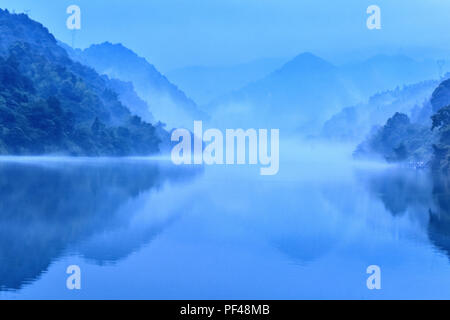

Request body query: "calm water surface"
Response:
[1, 143, 450, 299]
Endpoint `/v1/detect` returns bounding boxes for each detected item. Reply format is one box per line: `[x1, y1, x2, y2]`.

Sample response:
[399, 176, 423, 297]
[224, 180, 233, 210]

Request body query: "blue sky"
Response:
[2, 0, 450, 71]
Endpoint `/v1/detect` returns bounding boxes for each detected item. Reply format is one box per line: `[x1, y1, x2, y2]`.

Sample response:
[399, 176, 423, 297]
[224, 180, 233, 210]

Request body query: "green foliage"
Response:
[323, 80, 437, 141]
[431, 106, 450, 172]
[0, 10, 163, 156]
[354, 112, 435, 163]
[432, 105, 450, 131]
[431, 79, 450, 113]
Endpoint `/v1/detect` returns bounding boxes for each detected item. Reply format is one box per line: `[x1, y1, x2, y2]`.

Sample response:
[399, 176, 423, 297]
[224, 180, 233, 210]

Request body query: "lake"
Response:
[1, 141, 450, 299]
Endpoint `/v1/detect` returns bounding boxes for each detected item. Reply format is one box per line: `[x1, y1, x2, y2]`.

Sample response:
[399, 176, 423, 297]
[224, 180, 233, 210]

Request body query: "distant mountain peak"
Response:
[83, 42, 155, 71]
[87, 42, 142, 59]
[72, 41, 206, 128]
[292, 52, 327, 61]
[292, 52, 332, 63]
[273, 52, 336, 75]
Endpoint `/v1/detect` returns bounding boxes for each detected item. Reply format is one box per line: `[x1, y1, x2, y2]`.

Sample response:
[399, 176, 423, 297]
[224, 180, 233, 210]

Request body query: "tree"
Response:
[432, 105, 450, 131]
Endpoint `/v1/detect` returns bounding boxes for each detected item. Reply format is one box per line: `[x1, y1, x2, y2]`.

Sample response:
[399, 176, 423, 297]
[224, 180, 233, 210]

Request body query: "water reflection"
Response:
[0, 159, 200, 291]
[3, 156, 450, 298]
[429, 173, 450, 258]
[357, 167, 450, 259]
[356, 168, 434, 216]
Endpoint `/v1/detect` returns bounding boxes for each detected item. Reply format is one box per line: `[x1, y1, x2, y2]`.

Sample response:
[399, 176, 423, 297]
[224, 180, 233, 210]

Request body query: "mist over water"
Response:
[1, 138, 449, 299]
[2, 0, 450, 300]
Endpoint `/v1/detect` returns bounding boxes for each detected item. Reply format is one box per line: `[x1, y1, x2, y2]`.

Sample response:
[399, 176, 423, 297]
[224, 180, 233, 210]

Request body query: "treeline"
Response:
[0, 9, 164, 156]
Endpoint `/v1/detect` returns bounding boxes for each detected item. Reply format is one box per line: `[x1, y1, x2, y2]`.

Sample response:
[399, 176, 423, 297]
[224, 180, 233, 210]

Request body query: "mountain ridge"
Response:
[204, 51, 444, 133]
[65, 41, 206, 129]
[0, 9, 163, 156]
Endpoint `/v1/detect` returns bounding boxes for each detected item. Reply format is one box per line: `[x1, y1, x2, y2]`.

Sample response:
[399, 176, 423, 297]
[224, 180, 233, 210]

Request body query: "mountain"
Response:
[351, 76, 450, 171]
[105, 78, 154, 123]
[322, 80, 439, 141]
[58, 42, 155, 123]
[207, 52, 355, 131]
[166, 58, 286, 105]
[64, 42, 206, 129]
[353, 112, 435, 163]
[206, 53, 445, 133]
[340, 54, 441, 98]
[431, 78, 450, 113]
[0, 9, 163, 156]
[431, 79, 450, 172]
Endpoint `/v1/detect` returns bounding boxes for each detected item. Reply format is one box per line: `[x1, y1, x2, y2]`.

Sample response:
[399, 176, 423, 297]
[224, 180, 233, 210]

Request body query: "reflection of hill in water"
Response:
[0, 160, 200, 291]
[428, 174, 450, 259]
[357, 167, 450, 260]
[356, 168, 434, 216]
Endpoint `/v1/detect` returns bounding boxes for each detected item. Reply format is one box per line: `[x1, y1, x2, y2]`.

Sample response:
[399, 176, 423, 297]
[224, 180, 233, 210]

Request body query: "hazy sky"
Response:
[2, 0, 450, 71]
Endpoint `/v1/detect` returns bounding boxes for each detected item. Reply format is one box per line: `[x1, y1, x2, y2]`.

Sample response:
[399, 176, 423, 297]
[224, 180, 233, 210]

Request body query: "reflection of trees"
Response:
[357, 167, 450, 260]
[356, 168, 433, 216]
[428, 173, 450, 258]
[0, 160, 200, 291]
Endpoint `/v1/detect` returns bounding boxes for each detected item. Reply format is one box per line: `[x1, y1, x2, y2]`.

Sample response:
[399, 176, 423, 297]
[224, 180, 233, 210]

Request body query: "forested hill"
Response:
[0, 9, 163, 156]
[63, 41, 206, 129]
[431, 79, 450, 172]
[352, 76, 450, 173]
